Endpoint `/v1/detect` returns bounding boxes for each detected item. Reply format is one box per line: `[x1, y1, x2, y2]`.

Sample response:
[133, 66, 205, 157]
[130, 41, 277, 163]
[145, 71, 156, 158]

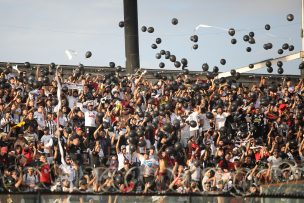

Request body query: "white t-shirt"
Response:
[200, 113, 211, 132]
[267, 156, 282, 168]
[215, 113, 228, 129]
[34, 112, 45, 129]
[117, 152, 131, 171]
[40, 134, 53, 153]
[84, 110, 97, 127]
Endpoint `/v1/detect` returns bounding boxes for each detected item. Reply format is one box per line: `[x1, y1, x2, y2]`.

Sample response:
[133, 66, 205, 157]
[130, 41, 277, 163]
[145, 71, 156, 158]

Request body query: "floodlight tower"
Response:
[123, 0, 140, 74]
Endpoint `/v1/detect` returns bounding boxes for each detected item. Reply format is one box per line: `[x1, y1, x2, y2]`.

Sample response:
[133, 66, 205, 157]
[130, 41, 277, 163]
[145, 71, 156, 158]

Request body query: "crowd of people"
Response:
[0, 63, 303, 195]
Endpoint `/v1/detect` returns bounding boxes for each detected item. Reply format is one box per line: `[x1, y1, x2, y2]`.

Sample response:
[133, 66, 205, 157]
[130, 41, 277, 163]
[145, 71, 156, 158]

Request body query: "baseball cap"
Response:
[121, 145, 126, 150]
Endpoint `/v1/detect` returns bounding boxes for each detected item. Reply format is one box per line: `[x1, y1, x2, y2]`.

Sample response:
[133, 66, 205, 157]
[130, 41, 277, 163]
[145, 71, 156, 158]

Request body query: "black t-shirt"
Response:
[23, 119, 38, 130]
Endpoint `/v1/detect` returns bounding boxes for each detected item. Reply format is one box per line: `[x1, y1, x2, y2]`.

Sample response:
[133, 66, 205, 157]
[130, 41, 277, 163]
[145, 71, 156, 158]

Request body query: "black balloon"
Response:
[159, 62, 165, 68]
[230, 69, 236, 76]
[151, 44, 157, 49]
[206, 112, 214, 119]
[189, 120, 197, 128]
[206, 71, 214, 80]
[174, 61, 181, 68]
[265, 61, 272, 67]
[174, 142, 183, 151]
[85, 51, 92, 58]
[219, 77, 226, 84]
[243, 35, 249, 42]
[160, 50, 166, 55]
[169, 55, 176, 62]
[155, 53, 161, 59]
[282, 43, 289, 50]
[147, 27, 154, 33]
[220, 59, 226, 65]
[231, 38, 237, 44]
[193, 44, 198, 50]
[249, 32, 254, 37]
[118, 21, 124, 28]
[181, 58, 188, 66]
[156, 38, 162, 44]
[277, 61, 283, 67]
[50, 62, 55, 69]
[248, 37, 255, 44]
[213, 66, 219, 73]
[289, 45, 294, 51]
[299, 62, 304, 69]
[171, 18, 178, 25]
[228, 28, 235, 36]
[246, 47, 252, 52]
[277, 67, 284, 74]
[193, 35, 198, 42]
[24, 62, 30, 68]
[141, 26, 147, 32]
[202, 63, 209, 71]
[267, 66, 273, 73]
[265, 24, 271, 30]
[278, 49, 284, 54]
[109, 62, 115, 68]
[165, 146, 174, 155]
[287, 14, 294, 21]
[235, 72, 241, 80]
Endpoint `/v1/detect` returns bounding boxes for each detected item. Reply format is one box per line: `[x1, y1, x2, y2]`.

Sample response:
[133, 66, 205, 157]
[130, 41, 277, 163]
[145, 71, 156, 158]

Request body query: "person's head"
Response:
[273, 150, 279, 158]
[121, 145, 126, 154]
[38, 105, 44, 113]
[73, 90, 78, 98]
[4, 112, 10, 119]
[28, 111, 34, 119]
[65, 156, 72, 165]
[39, 155, 47, 163]
[123, 159, 130, 169]
[217, 106, 223, 114]
[27, 167, 34, 175]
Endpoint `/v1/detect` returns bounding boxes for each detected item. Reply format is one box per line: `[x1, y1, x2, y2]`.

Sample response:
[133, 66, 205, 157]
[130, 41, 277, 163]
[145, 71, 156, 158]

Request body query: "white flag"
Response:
[65, 49, 78, 60]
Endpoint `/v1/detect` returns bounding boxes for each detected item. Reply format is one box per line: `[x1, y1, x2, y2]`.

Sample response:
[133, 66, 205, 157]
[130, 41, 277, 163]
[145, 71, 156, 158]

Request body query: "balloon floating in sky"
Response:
[231, 38, 237, 44]
[174, 61, 181, 68]
[299, 62, 304, 69]
[155, 53, 161, 59]
[249, 64, 254, 69]
[277, 61, 283, 68]
[220, 59, 226, 65]
[169, 55, 176, 62]
[266, 61, 272, 67]
[156, 38, 162, 44]
[243, 35, 249, 42]
[118, 21, 124, 28]
[159, 62, 165, 68]
[289, 45, 294, 51]
[109, 62, 115, 68]
[165, 51, 170, 59]
[282, 43, 289, 50]
[263, 43, 273, 50]
[278, 67, 284, 74]
[249, 32, 254, 37]
[192, 35, 198, 43]
[160, 50, 165, 55]
[248, 37, 255, 44]
[141, 26, 147, 32]
[202, 63, 209, 71]
[267, 66, 273, 73]
[147, 27, 154, 33]
[213, 66, 219, 73]
[230, 69, 236, 76]
[228, 28, 235, 36]
[265, 24, 271, 30]
[85, 51, 92, 58]
[181, 58, 188, 66]
[24, 62, 30, 68]
[193, 44, 198, 50]
[171, 18, 178, 25]
[246, 47, 252, 52]
[151, 44, 157, 49]
[287, 14, 294, 21]
[278, 49, 284, 54]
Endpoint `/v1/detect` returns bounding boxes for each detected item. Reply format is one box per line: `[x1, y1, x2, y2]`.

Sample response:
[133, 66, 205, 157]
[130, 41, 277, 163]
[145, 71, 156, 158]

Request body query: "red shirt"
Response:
[39, 163, 51, 183]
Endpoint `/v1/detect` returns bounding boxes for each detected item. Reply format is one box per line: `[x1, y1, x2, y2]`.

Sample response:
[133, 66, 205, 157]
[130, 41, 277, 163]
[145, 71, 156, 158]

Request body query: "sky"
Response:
[0, 0, 301, 75]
